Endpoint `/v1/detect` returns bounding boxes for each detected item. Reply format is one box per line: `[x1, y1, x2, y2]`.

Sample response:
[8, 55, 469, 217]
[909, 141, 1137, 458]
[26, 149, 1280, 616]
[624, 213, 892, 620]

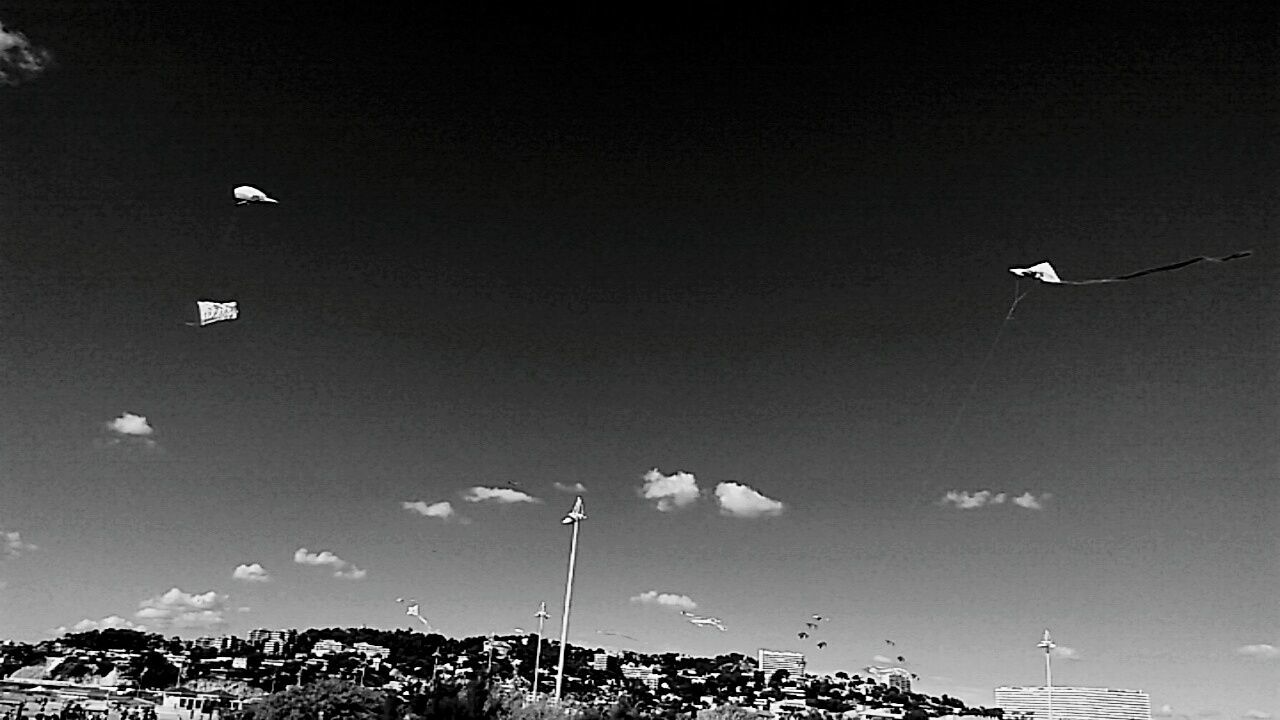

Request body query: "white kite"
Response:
[680, 611, 727, 632]
[405, 602, 432, 630]
[1009, 251, 1250, 285]
[561, 496, 586, 524]
[193, 300, 238, 326]
[233, 185, 278, 205]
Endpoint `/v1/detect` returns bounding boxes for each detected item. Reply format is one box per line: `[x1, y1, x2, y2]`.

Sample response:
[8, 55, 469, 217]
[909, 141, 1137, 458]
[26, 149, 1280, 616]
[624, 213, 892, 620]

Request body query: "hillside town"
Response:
[0, 628, 1010, 720]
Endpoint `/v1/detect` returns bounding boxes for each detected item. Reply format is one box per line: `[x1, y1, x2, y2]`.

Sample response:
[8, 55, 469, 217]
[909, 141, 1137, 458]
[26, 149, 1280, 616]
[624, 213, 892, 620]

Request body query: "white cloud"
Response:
[639, 468, 701, 511]
[2, 530, 37, 559]
[232, 563, 270, 583]
[553, 482, 588, 493]
[1243, 711, 1272, 719]
[55, 615, 147, 635]
[872, 655, 894, 664]
[939, 490, 1007, 509]
[630, 590, 698, 611]
[461, 486, 541, 504]
[106, 412, 153, 436]
[1052, 646, 1081, 660]
[134, 588, 228, 630]
[1236, 644, 1280, 660]
[714, 482, 785, 518]
[334, 566, 367, 580]
[1012, 492, 1051, 510]
[0, 21, 53, 86]
[402, 500, 462, 521]
[294, 548, 365, 580]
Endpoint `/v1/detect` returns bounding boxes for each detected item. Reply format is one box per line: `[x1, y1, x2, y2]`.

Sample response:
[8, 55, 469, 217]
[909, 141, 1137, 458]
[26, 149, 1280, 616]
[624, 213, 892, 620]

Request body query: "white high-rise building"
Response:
[757, 649, 806, 677]
[994, 686, 1151, 720]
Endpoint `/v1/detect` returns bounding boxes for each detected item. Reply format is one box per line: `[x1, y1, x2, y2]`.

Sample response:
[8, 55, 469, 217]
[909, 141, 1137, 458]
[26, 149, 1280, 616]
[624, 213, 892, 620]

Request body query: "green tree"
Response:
[132, 652, 179, 690]
[245, 678, 383, 720]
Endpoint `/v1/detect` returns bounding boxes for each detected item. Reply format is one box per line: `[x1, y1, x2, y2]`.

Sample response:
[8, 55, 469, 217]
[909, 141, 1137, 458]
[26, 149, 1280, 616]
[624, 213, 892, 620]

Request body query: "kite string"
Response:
[927, 280, 1032, 481]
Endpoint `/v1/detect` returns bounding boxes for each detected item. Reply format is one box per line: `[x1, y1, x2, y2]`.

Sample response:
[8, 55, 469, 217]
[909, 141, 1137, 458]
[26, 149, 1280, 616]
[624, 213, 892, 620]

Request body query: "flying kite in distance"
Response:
[190, 300, 238, 326]
[680, 611, 727, 632]
[816, 641, 827, 649]
[233, 185, 278, 205]
[396, 598, 432, 631]
[1009, 251, 1251, 286]
[798, 632, 809, 639]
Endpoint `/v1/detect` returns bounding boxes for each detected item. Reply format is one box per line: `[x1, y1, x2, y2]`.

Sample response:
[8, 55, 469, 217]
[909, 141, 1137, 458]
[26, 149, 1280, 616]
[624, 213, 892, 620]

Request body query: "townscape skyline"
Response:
[1, 4, 1275, 718]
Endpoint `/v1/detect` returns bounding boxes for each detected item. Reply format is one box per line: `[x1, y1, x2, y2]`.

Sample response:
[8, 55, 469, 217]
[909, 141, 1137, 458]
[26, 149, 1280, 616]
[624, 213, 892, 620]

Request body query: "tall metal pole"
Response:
[532, 601, 549, 699]
[1038, 630, 1055, 720]
[554, 497, 586, 704]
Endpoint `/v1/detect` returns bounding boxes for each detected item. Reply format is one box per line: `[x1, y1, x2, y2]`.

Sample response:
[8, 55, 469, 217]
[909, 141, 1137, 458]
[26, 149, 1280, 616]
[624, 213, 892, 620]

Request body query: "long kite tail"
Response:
[1059, 251, 1253, 285]
[927, 280, 1034, 478]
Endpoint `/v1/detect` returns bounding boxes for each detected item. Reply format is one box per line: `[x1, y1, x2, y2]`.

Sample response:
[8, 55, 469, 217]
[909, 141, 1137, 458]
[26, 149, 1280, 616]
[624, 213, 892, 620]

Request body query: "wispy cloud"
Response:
[872, 655, 894, 664]
[630, 590, 697, 611]
[2, 530, 37, 559]
[639, 468, 700, 511]
[294, 548, 366, 580]
[134, 588, 228, 630]
[1243, 711, 1272, 719]
[0, 21, 53, 86]
[1154, 705, 1177, 718]
[939, 489, 1051, 510]
[232, 563, 270, 583]
[940, 490, 1007, 509]
[1012, 492, 1051, 510]
[461, 486, 541, 504]
[714, 481, 785, 518]
[402, 500, 468, 522]
[1235, 643, 1279, 660]
[1052, 646, 1081, 660]
[553, 481, 587, 493]
[55, 616, 147, 635]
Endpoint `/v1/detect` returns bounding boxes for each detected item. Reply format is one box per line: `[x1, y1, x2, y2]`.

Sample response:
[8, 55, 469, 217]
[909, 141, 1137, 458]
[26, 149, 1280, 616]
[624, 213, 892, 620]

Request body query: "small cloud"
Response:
[639, 468, 701, 512]
[402, 500, 466, 522]
[100, 412, 159, 450]
[872, 655, 894, 664]
[1154, 706, 1177, 718]
[2, 530, 37, 559]
[1236, 643, 1280, 660]
[461, 486, 541, 504]
[232, 563, 270, 583]
[106, 412, 154, 436]
[553, 481, 587, 493]
[294, 547, 365, 579]
[1243, 711, 1272, 719]
[714, 481, 785, 518]
[0, 21, 53, 86]
[630, 590, 697, 611]
[1052, 646, 1081, 660]
[236, 606, 252, 613]
[939, 490, 1007, 509]
[134, 588, 228, 630]
[1012, 492, 1051, 510]
[334, 566, 367, 580]
[54, 616, 148, 635]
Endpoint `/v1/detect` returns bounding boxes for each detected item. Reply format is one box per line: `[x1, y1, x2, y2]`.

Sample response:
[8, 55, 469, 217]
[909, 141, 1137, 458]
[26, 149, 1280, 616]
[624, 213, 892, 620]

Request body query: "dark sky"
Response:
[1, 4, 1276, 715]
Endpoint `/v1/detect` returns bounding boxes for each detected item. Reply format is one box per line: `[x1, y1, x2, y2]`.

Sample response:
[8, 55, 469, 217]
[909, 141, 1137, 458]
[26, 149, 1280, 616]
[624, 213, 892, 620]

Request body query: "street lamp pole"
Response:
[553, 496, 586, 704]
[532, 601, 549, 699]
[1038, 629, 1056, 720]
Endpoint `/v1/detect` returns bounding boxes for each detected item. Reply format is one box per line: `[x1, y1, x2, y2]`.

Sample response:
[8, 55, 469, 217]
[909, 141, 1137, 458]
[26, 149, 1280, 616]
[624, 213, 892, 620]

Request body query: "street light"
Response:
[532, 601, 550, 699]
[1037, 629, 1056, 720]
[553, 496, 586, 704]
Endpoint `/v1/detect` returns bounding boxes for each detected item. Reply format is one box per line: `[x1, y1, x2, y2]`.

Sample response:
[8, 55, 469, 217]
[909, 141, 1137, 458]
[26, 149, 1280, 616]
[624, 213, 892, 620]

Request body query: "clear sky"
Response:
[0, 4, 1275, 717]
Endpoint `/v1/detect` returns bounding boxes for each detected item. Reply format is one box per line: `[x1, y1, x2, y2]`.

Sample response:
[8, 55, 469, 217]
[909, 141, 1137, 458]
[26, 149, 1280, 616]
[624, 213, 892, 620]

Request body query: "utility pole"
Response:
[553, 496, 586, 704]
